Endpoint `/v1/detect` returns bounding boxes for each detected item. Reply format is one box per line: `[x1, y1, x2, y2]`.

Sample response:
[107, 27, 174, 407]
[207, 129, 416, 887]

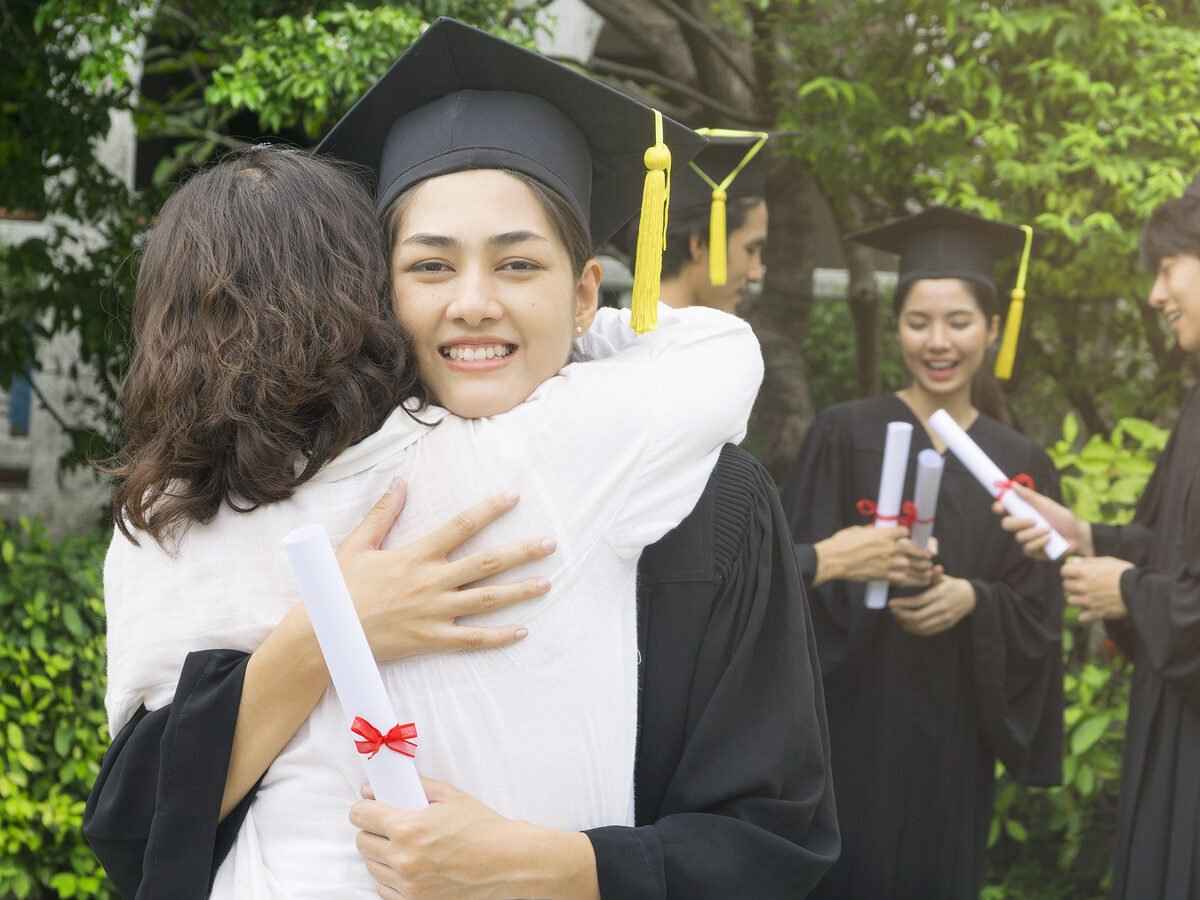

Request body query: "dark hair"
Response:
[385, 168, 594, 277]
[108, 147, 417, 545]
[660, 196, 763, 279]
[1140, 194, 1200, 271]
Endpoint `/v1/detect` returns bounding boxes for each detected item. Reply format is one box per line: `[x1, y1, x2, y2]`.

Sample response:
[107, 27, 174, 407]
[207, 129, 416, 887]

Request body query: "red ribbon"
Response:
[993, 472, 1036, 501]
[351, 716, 418, 759]
[857, 499, 922, 527]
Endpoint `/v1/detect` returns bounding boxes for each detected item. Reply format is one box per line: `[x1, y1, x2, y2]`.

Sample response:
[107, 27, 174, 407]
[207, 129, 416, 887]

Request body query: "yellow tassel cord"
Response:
[691, 128, 769, 286]
[994, 224, 1034, 381]
[708, 188, 728, 285]
[630, 110, 672, 335]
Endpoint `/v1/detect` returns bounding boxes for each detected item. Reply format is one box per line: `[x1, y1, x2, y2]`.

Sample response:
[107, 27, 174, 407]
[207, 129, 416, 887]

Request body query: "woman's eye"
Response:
[949, 318, 974, 330]
[500, 259, 543, 272]
[410, 260, 452, 273]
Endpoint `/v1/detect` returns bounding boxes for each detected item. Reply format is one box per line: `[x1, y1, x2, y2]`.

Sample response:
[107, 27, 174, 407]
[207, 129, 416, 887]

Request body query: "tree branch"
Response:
[563, 56, 761, 126]
[650, 0, 758, 94]
[581, 0, 698, 86]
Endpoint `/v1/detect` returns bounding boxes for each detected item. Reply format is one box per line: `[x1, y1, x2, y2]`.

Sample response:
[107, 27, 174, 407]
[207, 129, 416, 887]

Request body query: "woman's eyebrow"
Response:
[489, 230, 548, 247]
[401, 233, 457, 248]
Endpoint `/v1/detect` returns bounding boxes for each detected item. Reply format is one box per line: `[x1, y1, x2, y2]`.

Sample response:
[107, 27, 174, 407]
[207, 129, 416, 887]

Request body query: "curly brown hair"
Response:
[108, 147, 417, 545]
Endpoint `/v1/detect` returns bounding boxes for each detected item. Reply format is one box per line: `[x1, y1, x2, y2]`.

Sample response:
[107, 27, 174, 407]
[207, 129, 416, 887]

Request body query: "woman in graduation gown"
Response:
[83, 19, 837, 900]
[997, 191, 1200, 900]
[782, 207, 1064, 900]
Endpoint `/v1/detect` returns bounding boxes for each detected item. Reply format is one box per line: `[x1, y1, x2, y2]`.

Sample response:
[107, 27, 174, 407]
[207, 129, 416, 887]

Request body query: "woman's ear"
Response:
[688, 232, 708, 265]
[574, 258, 603, 333]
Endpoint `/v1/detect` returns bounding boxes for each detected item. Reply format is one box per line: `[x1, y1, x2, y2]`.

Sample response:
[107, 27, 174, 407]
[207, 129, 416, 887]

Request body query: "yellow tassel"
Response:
[994, 224, 1034, 380]
[708, 188, 728, 286]
[630, 110, 671, 335]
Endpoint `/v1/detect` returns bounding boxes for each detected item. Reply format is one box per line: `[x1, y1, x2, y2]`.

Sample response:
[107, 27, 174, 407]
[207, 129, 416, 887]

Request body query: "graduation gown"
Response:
[84, 445, 839, 899]
[782, 394, 1063, 900]
[1094, 385, 1200, 900]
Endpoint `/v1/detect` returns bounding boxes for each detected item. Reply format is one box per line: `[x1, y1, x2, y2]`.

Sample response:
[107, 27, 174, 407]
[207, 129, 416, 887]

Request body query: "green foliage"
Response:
[772, 0, 1200, 434]
[0, 520, 112, 899]
[984, 412, 1165, 898]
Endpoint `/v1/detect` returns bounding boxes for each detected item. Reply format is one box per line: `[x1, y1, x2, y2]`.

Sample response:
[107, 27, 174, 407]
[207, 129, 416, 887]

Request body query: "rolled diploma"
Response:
[865, 421, 914, 609]
[910, 449, 945, 550]
[283, 523, 428, 809]
[927, 409, 1070, 560]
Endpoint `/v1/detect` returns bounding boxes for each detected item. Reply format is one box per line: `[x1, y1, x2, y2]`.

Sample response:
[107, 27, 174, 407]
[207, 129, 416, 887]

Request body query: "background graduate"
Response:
[997, 189, 1200, 900]
[644, 131, 770, 314]
[783, 207, 1064, 900]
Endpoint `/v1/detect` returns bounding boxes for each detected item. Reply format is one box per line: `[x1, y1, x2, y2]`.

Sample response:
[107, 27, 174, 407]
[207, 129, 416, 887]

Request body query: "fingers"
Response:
[350, 799, 397, 835]
[441, 537, 557, 589]
[433, 624, 530, 653]
[341, 481, 408, 556]
[888, 593, 930, 610]
[419, 777, 458, 803]
[452, 577, 551, 617]
[423, 492, 521, 557]
[361, 783, 376, 801]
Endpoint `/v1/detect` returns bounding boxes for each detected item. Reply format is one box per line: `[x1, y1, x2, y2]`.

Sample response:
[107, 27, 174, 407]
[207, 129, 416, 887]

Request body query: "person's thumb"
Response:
[340, 479, 407, 556]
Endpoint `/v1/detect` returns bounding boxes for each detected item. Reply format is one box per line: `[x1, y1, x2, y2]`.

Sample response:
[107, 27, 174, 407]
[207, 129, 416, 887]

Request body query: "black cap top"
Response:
[849, 206, 1026, 307]
[315, 17, 705, 244]
[670, 132, 769, 215]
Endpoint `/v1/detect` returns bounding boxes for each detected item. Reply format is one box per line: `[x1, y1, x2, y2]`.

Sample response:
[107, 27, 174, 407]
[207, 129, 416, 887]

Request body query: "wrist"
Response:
[813, 538, 842, 586]
[510, 823, 599, 900]
[1077, 519, 1095, 557]
[273, 606, 328, 686]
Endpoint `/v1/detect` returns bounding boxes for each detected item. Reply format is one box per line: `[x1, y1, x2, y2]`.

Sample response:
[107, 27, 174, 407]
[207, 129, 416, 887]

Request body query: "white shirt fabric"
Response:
[102, 304, 763, 900]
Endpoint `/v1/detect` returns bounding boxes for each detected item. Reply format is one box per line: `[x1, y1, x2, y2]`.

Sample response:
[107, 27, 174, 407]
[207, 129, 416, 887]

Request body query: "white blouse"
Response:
[103, 304, 763, 900]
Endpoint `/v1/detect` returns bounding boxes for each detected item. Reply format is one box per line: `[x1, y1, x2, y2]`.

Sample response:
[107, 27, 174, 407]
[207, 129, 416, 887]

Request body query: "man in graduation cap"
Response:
[649, 130, 771, 315]
[997, 181, 1200, 900]
[83, 18, 839, 900]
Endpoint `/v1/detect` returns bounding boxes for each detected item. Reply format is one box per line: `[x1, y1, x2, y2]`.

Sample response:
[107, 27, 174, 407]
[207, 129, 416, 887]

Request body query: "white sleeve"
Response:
[511, 303, 763, 558]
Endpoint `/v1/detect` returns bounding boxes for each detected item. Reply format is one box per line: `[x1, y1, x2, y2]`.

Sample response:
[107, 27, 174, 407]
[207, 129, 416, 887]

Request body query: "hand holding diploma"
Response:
[285, 523, 428, 810]
[928, 409, 1071, 560]
[863, 422, 914, 608]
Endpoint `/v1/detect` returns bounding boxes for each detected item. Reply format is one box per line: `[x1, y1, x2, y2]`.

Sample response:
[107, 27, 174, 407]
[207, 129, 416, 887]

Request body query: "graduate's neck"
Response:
[659, 274, 696, 309]
[897, 384, 977, 432]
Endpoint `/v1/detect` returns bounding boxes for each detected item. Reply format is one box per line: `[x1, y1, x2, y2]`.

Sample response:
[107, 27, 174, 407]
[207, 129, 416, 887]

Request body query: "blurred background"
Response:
[2, 2, 1197, 897]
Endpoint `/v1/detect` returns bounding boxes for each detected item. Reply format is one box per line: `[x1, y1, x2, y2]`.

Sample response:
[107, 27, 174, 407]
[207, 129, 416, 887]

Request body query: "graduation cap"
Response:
[669, 129, 769, 286]
[849, 206, 1035, 380]
[316, 17, 706, 333]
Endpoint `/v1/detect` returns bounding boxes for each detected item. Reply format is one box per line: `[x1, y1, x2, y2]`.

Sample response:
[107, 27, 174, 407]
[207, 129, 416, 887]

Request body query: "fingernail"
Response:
[515, 627, 529, 639]
[503, 491, 520, 505]
[532, 577, 551, 591]
[541, 538, 557, 553]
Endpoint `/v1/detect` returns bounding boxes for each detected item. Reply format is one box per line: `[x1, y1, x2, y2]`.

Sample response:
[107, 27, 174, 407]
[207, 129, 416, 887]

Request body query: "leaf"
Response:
[61, 604, 85, 640]
[1005, 819, 1029, 842]
[1071, 714, 1112, 755]
[1062, 412, 1079, 445]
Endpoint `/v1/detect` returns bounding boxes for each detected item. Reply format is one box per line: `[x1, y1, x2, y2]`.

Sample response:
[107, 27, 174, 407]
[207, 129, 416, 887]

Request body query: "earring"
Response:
[575, 324, 584, 335]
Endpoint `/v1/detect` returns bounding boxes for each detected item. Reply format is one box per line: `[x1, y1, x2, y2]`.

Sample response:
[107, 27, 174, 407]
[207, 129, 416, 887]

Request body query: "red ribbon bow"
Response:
[993, 472, 1036, 501]
[351, 716, 418, 759]
[857, 499, 920, 528]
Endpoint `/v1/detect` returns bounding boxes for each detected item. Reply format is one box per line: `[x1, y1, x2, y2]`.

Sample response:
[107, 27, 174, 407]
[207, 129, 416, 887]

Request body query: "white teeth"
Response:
[927, 361, 957, 370]
[443, 344, 512, 361]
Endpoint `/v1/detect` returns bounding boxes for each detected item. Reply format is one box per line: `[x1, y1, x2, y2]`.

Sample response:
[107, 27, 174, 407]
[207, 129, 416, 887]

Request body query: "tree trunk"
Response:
[743, 154, 819, 480]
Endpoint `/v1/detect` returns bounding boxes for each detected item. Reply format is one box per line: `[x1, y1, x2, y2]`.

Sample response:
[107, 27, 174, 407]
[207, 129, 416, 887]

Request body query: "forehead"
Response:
[902, 278, 982, 312]
[396, 169, 553, 236]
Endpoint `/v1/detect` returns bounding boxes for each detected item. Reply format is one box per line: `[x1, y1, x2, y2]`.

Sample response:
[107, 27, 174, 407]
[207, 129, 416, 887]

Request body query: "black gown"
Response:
[1093, 385, 1200, 900]
[84, 445, 839, 899]
[782, 394, 1063, 900]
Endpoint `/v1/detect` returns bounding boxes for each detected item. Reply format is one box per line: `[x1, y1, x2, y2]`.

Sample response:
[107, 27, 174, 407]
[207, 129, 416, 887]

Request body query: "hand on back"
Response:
[336, 481, 556, 662]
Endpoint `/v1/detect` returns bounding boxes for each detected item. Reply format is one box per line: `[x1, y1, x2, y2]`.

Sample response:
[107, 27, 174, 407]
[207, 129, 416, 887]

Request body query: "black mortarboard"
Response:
[850, 206, 1035, 379]
[315, 17, 705, 251]
[670, 131, 769, 214]
[849, 206, 1025, 309]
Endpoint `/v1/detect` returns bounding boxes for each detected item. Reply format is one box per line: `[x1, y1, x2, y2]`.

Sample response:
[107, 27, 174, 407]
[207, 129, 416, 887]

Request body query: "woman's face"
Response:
[897, 278, 998, 400]
[390, 169, 600, 418]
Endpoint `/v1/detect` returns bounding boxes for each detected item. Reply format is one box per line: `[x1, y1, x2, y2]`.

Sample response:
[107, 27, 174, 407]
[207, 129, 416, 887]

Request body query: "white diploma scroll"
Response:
[864, 421, 914, 609]
[283, 524, 428, 809]
[910, 449, 945, 550]
[927, 409, 1070, 560]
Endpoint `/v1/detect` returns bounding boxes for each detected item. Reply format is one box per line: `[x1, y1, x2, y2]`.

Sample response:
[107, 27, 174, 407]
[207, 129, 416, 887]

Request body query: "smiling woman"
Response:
[782, 206, 1065, 900]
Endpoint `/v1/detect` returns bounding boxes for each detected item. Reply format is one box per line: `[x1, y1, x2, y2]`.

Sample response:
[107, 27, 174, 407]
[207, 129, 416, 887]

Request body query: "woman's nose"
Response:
[1147, 272, 1169, 309]
[446, 271, 503, 325]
